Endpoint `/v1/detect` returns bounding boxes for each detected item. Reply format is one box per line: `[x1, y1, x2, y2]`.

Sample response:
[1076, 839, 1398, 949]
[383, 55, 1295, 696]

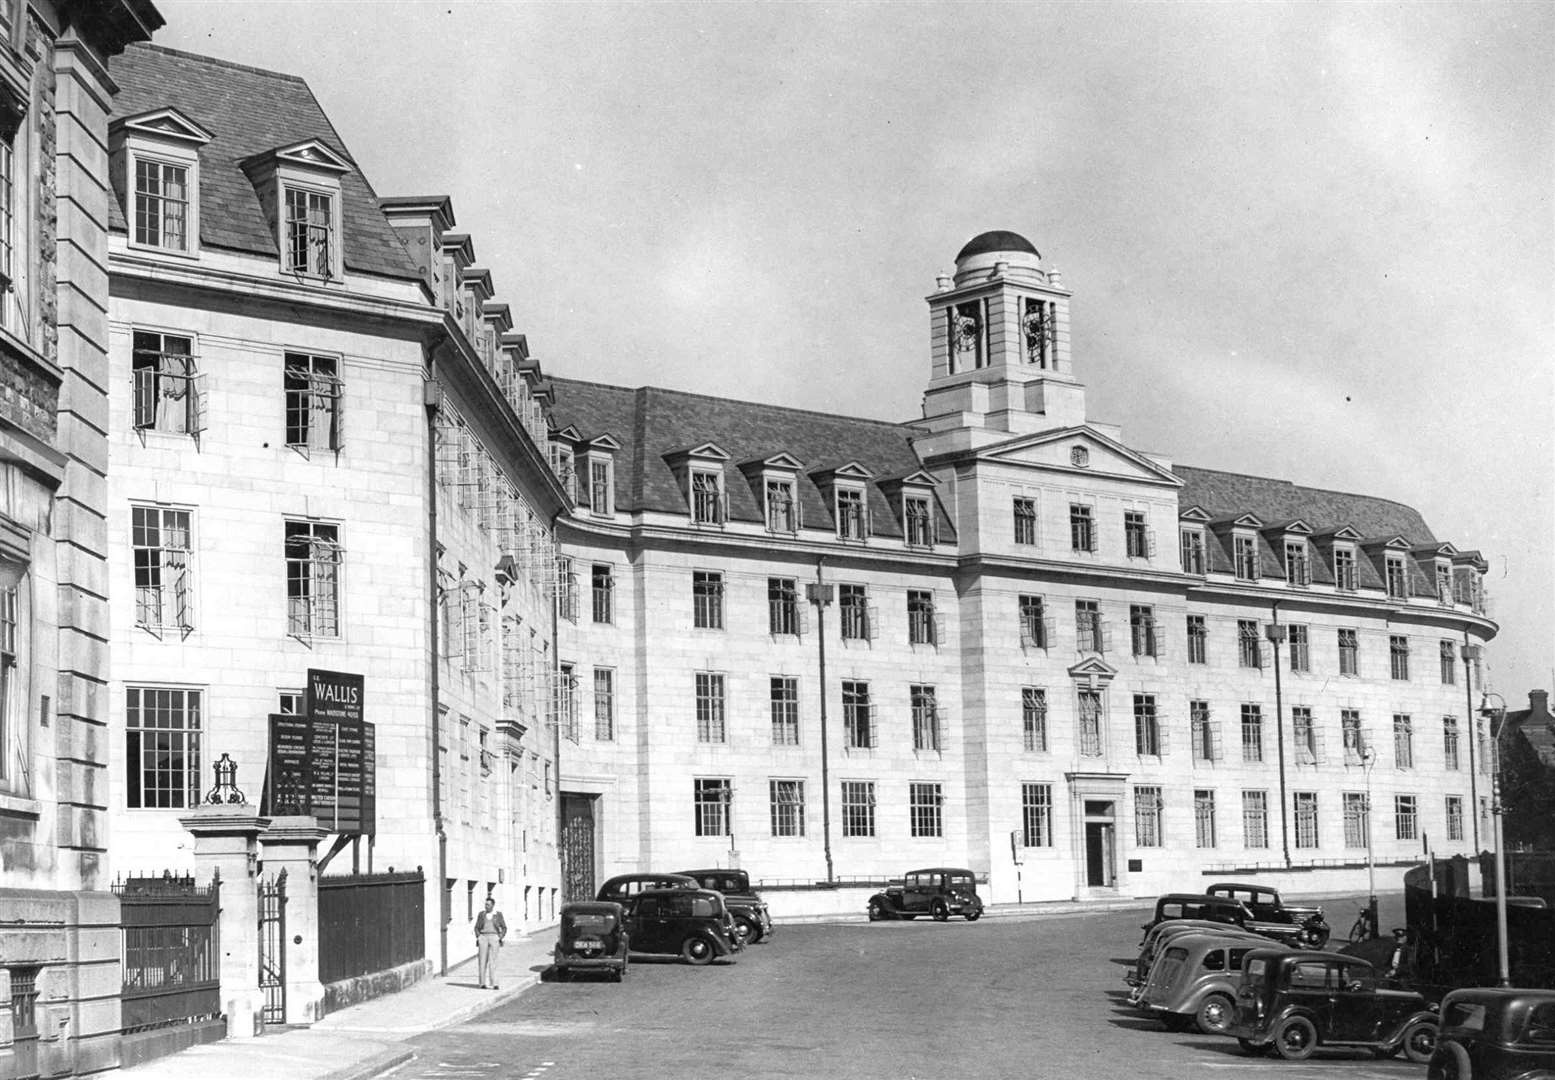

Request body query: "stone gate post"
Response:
[179, 805, 268, 1039]
[258, 817, 329, 1024]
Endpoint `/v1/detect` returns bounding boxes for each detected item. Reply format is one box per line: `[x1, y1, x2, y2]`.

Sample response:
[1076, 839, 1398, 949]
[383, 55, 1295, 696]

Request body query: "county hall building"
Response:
[548, 230, 1497, 907]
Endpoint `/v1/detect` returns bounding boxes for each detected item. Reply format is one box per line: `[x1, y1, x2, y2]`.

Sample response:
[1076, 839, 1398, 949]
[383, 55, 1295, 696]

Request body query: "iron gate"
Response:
[258, 870, 287, 1026]
[561, 794, 596, 902]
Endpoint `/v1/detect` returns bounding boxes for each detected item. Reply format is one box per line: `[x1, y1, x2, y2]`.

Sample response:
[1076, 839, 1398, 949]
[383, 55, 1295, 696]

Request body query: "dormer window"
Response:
[691, 469, 725, 525]
[1334, 546, 1357, 591]
[1180, 527, 1206, 575]
[549, 444, 576, 502]
[904, 495, 933, 548]
[115, 108, 212, 261]
[241, 139, 351, 283]
[1233, 534, 1259, 581]
[835, 487, 868, 541]
[284, 186, 335, 277]
[588, 456, 614, 517]
[1285, 540, 1310, 587]
[765, 478, 797, 534]
[1435, 562, 1453, 606]
[134, 158, 190, 252]
[1385, 554, 1408, 600]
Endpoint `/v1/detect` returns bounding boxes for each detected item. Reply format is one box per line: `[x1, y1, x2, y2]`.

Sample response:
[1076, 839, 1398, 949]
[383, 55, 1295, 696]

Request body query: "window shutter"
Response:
[1209, 720, 1223, 762]
[1099, 621, 1112, 653]
[867, 704, 878, 748]
[133, 367, 157, 429]
[932, 613, 945, 647]
[797, 605, 810, 638]
[1157, 714, 1170, 756]
[168, 548, 193, 635]
[186, 371, 207, 440]
[866, 605, 879, 642]
[1146, 528, 1157, 558]
[1020, 622, 1037, 649]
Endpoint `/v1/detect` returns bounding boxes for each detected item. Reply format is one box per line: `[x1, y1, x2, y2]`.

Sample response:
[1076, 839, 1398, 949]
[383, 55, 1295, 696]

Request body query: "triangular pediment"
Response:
[1411, 541, 1458, 558]
[1362, 534, 1412, 550]
[1313, 525, 1363, 542]
[980, 426, 1182, 486]
[1263, 519, 1313, 536]
[663, 442, 731, 466]
[586, 434, 621, 452]
[1179, 505, 1211, 523]
[1211, 513, 1265, 530]
[891, 469, 939, 489]
[1066, 657, 1118, 688]
[808, 460, 874, 482]
[272, 139, 352, 174]
[551, 424, 582, 442]
[115, 107, 214, 146]
[738, 452, 804, 474]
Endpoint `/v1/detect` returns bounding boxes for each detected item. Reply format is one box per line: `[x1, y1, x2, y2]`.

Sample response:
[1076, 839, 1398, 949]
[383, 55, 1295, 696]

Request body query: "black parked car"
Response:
[596, 872, 699, 905]
[678, 868, 774, 944]
[1142, 892, 1318, 950]
[1428, 987, 1555, 1080]
[867, 868, 983, 922]
[621, 887, 738, 965]
[1207, 882, 1330, 948]
[1227, 947, 1438, 1062]
[552, 901, 628, 981]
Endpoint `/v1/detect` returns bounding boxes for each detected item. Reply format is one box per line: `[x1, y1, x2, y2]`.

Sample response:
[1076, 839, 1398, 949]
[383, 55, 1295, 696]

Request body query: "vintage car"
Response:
[551, 901, 628, 981]
[1136, 931, 1289, 1034]
[1207, 882, 1330, 948]
[1141, 892, 1318, 950]
[867, 867, 984, 922]
[1427, 987, 1555, 1080]
[678, 868, 774, 944]
[596, 872, 699, 905]
[1129, 920, 1277, 996]
[621, 887, 738, 965]
[1227, 947, 1438, 1062]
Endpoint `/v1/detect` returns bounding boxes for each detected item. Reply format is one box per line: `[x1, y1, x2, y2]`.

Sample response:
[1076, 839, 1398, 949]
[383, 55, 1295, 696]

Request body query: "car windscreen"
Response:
[1442, 1000, 1487, 1034]
[946, 874, 975, 889]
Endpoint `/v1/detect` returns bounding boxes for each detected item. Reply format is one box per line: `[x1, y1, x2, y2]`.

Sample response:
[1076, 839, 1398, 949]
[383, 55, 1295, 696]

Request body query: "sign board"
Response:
[261, 669, 375, 835]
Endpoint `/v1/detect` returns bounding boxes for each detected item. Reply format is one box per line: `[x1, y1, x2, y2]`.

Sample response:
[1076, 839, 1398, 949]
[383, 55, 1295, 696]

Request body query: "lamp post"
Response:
[1362, 742, 1378, 941]
[1264, 618, 1292, 868]
[1480, 690, 1511, 987]
[806, 572, 835, 885]
[1461, 642, 1482, 852]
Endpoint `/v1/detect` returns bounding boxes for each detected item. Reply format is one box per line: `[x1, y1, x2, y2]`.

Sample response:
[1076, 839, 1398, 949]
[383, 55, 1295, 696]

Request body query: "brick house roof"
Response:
[108, 44, 421, 282]
[548, 378, 955, 541]
[549, 379, 1457, 563]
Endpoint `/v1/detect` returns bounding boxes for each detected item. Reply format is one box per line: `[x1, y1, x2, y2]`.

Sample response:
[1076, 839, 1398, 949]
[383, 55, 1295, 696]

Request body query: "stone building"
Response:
[548, 230, 1498, 906]
[0, 3, 161, 1078]
[101, 43, 566, 979]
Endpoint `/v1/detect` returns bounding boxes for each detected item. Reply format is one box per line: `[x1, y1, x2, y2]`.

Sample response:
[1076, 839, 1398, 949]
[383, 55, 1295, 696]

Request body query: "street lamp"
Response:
[1480, 690, 1511, 987]
[1361, 741, 1378, 941]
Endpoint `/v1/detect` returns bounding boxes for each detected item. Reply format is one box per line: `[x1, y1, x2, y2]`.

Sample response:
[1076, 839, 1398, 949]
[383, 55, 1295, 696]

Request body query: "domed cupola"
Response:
[951, 230, 1048, 289]
[917, 229, 1086, 444]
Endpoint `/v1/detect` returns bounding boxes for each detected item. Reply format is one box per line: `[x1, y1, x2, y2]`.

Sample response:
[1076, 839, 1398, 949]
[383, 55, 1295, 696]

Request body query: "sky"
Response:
[152, 1, 1553, 700]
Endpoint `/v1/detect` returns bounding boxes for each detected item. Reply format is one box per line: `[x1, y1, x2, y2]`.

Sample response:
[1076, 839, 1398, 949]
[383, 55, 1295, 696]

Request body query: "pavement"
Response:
[113, 892, 1372, 1080]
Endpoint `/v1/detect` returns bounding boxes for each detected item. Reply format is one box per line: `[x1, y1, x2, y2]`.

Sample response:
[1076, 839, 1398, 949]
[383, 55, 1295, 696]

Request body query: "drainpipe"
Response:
[551, 511, 565, 889]
[806, 560, 835, 884]
[1266, 602, 1291, 868]
[1462, 631, 1481, 853]
[425, 374, 448, 977]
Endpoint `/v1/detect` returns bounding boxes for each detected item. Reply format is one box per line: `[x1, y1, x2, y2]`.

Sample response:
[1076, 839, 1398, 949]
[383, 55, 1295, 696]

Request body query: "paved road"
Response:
[393, 895, 1419, 1080]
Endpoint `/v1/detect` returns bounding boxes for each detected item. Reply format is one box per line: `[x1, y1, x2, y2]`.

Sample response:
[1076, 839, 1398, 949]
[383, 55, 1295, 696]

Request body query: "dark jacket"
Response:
[475, 910, 507, 937]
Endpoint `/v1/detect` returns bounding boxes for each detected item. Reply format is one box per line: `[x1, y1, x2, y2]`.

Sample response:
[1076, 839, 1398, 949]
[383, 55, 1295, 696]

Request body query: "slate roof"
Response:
[547, 378, 955, 541]
[108, 44, 420, 282]
[548, 381, 1461, 574]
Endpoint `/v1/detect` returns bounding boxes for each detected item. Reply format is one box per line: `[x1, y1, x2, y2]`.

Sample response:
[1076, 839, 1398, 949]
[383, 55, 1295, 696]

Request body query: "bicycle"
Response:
[1348, 904, 1376, 944]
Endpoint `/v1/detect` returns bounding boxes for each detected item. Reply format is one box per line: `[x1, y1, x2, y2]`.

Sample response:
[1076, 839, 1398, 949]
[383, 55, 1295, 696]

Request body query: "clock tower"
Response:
[917, 231, 1087, 453]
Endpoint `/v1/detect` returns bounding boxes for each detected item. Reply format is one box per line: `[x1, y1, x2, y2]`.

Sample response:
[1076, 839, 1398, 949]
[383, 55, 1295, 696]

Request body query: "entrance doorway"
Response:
[1083, 799, 1116, 888]
[560, 794, 597, 903]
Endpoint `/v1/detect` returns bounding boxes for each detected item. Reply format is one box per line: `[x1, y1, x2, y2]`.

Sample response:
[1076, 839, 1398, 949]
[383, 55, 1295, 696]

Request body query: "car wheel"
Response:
[1426, 1041, 1470, 1080]
[1236, 1038, 1270, 1056]
[1272, 1015, 1318, 1061]
[1195, 992, 1235, 1036]
[733, 917, 757, 945]
[868, 899, 886, 922]
[964, 909, 981, 922]
[1400, 1019, 1438, 1065]
[931, 900, 950, 922]
[681, 935, 715, 965]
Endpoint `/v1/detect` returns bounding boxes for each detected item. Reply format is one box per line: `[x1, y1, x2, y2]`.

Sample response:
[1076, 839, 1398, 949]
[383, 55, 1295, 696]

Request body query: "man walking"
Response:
[475, 895, 507, 989]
